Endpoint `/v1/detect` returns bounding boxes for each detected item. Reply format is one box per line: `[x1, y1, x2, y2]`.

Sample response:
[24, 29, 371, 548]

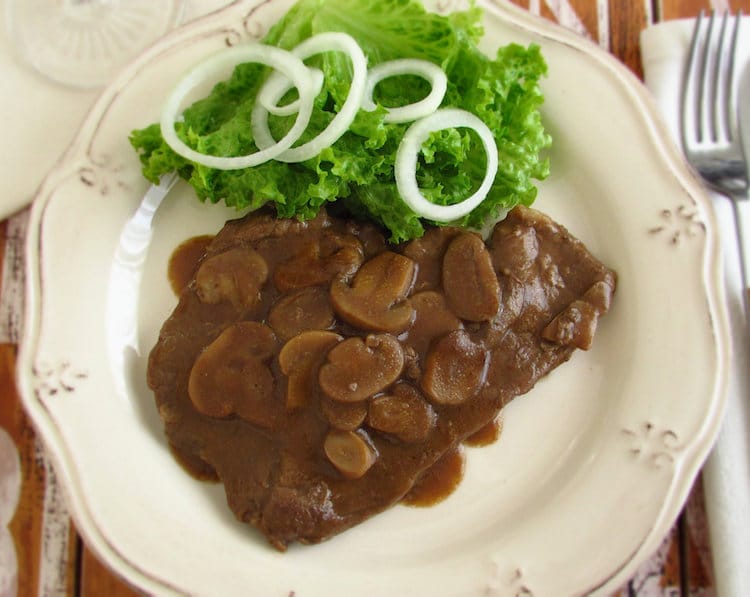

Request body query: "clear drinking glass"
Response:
[5, 0, 185, 88]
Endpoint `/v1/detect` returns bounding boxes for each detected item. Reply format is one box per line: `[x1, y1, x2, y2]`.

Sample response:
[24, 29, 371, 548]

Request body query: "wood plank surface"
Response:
[0, 343, 78, 597]
[608, 0, 650, 77]
[79, 547, 138, 597]
[660, 0, 713, 21]
[2, 0, 749, 595]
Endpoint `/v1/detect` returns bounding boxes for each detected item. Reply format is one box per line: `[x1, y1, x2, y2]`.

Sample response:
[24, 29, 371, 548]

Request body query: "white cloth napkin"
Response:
[641, 19, 750, 596]
[0, 0, 231, 221]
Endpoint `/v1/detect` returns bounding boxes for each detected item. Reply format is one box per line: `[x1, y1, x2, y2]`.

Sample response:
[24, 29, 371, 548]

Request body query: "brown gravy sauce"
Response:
[464, 415, 504, 447]
[168, 236, 507, 507]
[402, 447, 466, 507]
[168, 442, 219, 483]
[402, 416, 505, 506]
[168, 235, 213, 295]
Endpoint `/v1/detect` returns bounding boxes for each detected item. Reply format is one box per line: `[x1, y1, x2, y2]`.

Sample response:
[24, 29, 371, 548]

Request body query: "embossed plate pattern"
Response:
[17, 0, 729, 595]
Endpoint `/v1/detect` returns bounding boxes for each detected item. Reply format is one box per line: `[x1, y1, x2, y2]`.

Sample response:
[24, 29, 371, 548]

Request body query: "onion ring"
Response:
[395, 108, 498, 222]
[160, 44, 315, 170]
[362, 59, 447, 123]
[258, 67, 325, 117]
[252, 32, 367, 163]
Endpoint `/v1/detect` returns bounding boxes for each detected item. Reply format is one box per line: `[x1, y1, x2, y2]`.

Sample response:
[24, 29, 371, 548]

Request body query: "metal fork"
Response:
[681, 10, 749, 316]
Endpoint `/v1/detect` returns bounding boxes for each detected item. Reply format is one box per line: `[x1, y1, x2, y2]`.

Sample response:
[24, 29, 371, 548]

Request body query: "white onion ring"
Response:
[362, 59, 447, 123]
[252, 32, 367, 163]
[160, 44, 315, 170]
[258, 67, 325, 116]
[395, 108, 498, 222]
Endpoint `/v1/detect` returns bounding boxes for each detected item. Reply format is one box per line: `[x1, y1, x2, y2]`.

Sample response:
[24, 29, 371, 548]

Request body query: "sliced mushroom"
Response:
[278, 330, 343, 410]
[346, 220, 387, 258]
[405, 291, 463, 356]
[442, 232, 500, 322]
[583, 277, 615, 312]
[542, 300, 599, 350]
[319, 334, 404, 402]
[274, 231, 363, 291]
[421, 330, 489, 405]
[330, 252, 415, 333]
[368, 383, 435, 443]
[541, 276, 615, 351]
[188, 322, 278, 427]
[320, 394, 368, 431]
[486, 275, 526, 346]
[268, 287, 335, 340]
[489, 221, 539, 279]
[194, 246, 269, 309]
[324, 430, 377, 479]
[402, 226, 462, 291]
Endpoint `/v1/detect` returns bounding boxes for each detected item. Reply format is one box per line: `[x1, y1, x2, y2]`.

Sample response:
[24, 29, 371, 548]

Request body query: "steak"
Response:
[147, 206, 615, 550]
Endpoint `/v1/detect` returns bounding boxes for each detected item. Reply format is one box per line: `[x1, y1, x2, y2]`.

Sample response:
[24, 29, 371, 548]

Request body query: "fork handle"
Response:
[729, 196, 750, 325]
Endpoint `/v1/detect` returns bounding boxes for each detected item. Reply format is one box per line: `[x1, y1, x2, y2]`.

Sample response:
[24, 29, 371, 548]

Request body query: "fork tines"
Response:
[682, 10, 743, 147]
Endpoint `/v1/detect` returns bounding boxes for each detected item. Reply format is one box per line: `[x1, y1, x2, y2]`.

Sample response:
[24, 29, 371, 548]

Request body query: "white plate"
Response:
[17, 0, 729, 595]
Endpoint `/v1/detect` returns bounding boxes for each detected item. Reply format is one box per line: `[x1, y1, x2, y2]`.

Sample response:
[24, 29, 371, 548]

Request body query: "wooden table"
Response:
[0, 0, 745, 594]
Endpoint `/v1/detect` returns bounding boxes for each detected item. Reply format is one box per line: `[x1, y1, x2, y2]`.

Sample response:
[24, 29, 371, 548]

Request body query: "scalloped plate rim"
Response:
[15, 0, 730, 595]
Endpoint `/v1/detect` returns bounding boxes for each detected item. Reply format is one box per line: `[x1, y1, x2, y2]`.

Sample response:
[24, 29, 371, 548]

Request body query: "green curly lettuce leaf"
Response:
[130, 0, 550, 242]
